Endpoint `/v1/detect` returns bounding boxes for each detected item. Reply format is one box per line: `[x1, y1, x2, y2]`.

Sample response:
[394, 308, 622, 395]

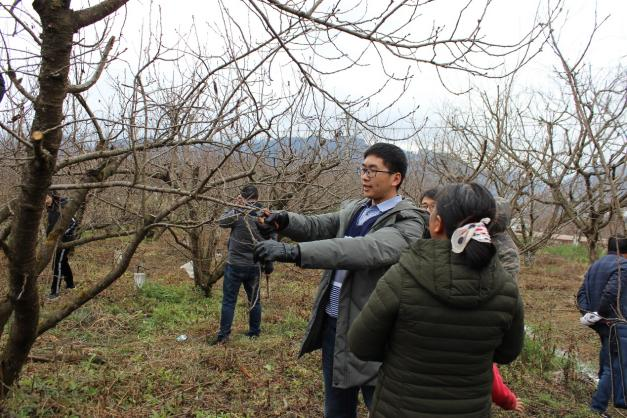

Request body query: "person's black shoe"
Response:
[245, 331, 260, 340]
[47, 293, 59, 301]
[207, 334, 228, 346]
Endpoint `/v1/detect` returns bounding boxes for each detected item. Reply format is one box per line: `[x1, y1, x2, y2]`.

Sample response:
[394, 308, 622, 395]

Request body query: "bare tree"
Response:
[0, 0, 565, 393]
[0, 0, 130, 394]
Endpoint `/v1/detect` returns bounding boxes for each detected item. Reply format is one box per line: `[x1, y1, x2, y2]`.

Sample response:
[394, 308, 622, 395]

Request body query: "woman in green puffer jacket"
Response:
[348, 183, 524, 418]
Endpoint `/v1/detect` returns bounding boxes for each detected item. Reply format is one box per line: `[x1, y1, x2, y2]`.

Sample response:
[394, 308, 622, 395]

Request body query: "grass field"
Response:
[0, 242, 611, 417]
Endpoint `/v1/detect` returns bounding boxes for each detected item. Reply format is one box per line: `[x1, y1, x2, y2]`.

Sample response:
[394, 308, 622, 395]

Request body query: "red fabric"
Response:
[492, 364, 517, 410]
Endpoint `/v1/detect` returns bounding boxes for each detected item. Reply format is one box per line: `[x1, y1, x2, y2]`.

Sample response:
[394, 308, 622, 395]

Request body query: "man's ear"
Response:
[392, 173, 402, 188]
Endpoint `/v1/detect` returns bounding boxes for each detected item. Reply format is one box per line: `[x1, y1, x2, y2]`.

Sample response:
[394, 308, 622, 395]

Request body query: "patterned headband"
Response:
[451, 218, 491, 253]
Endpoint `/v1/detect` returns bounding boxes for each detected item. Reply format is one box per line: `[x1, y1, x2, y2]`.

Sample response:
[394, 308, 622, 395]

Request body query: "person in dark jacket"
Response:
[208, 184, 274, 345]
[578, 236, 627, 416]
[419, 191, 523, 411]
[254, 143, 427, 418]
[46, 192, 77, 299]
[348, 183, 524, 418]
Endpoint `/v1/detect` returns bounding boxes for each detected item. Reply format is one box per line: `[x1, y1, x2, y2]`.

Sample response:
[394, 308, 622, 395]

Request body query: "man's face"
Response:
[45, 195, 53, 207]
[420, 196, 436, 214]
[360, 155, 401, 204]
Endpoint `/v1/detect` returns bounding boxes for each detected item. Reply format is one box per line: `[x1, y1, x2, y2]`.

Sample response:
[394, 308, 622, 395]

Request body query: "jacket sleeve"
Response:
[494, 295, 525, 364]
[493, 233, 520, 281]
[297, 214, 424, 270]
[218, 209, 241, 228]
[62, 217, 77, 242]
[348, 265, 402, 362]
[576, 272, 591, 313]
[281, 211, 341, 242]
[598, 268, 626, 318]
[491, 364, 518, 410]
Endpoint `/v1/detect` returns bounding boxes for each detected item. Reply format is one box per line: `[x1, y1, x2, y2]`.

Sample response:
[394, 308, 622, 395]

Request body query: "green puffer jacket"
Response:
[282, 198, 427, 389]
[348, 239, 524, 418]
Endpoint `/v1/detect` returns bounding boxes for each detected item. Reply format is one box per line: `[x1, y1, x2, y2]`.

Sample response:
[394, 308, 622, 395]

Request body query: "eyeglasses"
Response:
[357, 167, 395, 178]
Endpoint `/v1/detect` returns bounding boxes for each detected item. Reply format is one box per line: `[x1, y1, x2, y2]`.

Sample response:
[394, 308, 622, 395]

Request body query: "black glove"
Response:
[254, 240, 300, 263]
[256, 219, 276, 239]
[265, 211, 289, 232]
[263, 262, 274, 275]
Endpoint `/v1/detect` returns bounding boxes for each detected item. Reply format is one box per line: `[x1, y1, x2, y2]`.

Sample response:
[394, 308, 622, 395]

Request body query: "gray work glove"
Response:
[254, 240, 300, 263]
[265, 211, 289, 232]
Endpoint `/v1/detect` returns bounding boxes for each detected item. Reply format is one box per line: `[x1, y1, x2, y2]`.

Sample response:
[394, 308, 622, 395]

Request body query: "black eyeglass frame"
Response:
[357, 167, 395, 178]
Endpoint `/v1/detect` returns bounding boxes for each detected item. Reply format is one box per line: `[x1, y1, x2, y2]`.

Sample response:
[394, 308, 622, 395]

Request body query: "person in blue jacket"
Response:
[577, 235, 627, 417]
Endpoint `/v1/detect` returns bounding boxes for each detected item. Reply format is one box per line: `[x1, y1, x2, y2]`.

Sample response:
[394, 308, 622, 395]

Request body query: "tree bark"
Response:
[1, 0, 130, 395]
[1, 2, 75, 394]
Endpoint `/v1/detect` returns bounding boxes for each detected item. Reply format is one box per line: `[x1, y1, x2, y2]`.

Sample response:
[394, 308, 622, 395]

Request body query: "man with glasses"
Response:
[419, 187, 439, 214]
[254, 143, 426, 418]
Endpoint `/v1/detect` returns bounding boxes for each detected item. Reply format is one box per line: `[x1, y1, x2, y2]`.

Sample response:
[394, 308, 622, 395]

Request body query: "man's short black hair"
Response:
[608, 235, 627, 254]
[420, 187, 439, 201]
[363, 143, 408, 188]
[240, 184, 259, 200]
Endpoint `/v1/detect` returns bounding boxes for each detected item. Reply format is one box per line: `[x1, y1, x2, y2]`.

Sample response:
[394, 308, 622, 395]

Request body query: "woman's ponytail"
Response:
[435, 183, 497, 270]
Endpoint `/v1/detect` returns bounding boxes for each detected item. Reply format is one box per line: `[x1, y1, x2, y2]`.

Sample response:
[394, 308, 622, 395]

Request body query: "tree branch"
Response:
[5, 69, 35, 102]
[73, 0, 129, 31]
[67, 37, 115, 93]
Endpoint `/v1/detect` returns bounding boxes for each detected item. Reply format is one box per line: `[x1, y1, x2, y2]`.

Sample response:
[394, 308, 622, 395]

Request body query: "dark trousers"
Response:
[322, 314, 374, 418]
[51, 247, 74, 295]
[218, 264, 261, 338]
[592, 334, 612, 412]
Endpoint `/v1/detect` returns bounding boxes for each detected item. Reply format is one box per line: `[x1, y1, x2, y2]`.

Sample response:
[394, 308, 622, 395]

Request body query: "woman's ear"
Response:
[433, 214, 444, 235]
[429, 213, 445, 238]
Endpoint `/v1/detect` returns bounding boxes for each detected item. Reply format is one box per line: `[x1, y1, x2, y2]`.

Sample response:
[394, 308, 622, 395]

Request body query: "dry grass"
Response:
[0, 241, 611, 417]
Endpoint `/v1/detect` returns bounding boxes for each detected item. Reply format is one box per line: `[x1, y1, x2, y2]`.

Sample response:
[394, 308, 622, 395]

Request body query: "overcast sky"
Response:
[114, 0, 627, 130]
[4, 0, 626, 138]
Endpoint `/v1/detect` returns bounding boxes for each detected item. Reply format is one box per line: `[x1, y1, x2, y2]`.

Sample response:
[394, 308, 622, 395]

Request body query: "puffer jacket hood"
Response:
[399, 239, 503, 308]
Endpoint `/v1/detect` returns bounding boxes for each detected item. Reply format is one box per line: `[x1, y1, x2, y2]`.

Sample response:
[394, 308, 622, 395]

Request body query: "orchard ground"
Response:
[0, 238, 612, 417]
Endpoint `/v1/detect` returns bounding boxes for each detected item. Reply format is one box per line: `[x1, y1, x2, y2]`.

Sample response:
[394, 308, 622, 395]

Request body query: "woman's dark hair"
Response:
[363, 143, 408, 188]
[240, 184, 258, 200]
[420, 187, 439, 201]
[435, 183, 497, 270]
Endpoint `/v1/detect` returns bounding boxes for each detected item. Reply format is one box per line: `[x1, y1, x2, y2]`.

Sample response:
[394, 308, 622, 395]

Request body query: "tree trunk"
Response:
[1, 0, 129, 395]
[523, 250, 536, 267]
[587, 232, 599, 263]
[1, 3, 75, 394]
[189, 228, 225, 297]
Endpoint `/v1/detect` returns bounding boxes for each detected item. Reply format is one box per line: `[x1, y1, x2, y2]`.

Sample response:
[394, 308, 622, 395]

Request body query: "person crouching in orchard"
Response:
[46, 191, 77, 300]
[208, 185, 275, 345]
[348, 183, 524, 417]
